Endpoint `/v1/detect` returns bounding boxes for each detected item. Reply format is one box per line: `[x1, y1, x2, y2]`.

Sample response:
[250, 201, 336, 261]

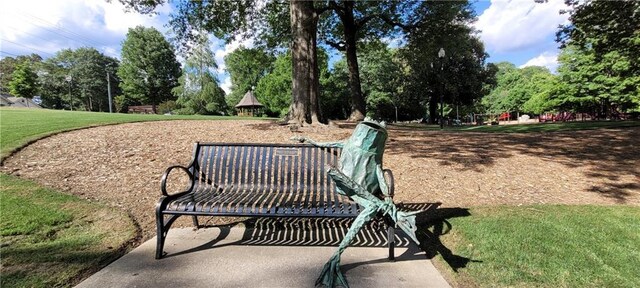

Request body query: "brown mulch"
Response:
[2, 120, 639, 241]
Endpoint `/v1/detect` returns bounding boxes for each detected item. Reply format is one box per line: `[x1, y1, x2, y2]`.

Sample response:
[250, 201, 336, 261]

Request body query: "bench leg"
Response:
[192, 216, 199, 229]
[156, 214, 167, 259]
[387, 224, 395, 261]
[156, 212, 181, 259]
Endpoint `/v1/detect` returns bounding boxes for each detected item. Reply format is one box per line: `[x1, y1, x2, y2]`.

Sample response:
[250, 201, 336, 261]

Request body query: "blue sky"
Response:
[0, 0, 569, 93]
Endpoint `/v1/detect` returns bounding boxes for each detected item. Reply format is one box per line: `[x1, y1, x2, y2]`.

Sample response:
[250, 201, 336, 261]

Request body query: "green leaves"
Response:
[8, 61, 38, 100]
[555, 0, 640, 114]
[224, 47, 275, 113]
[172, 34, 226, 115]
[118, 26, 181, 110]
[482, 63, 557, 115]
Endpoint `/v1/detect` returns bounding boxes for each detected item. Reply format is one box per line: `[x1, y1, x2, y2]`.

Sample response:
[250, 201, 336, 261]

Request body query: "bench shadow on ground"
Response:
[166, 203, 479, 274]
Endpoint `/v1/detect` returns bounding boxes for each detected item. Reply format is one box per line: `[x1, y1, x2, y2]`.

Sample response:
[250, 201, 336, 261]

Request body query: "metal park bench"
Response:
[156, 142, 398, 259]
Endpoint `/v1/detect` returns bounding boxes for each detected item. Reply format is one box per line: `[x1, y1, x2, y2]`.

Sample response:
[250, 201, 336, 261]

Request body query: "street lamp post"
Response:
[438, 48, 445, 129]
[65, 75, 73, 111]
[106, 63, 113, 113]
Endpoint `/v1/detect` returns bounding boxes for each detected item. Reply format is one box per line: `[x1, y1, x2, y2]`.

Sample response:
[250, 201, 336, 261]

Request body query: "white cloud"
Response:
[475, 0, 570, 53]
[213, 37, 254, 74]
[520, 51, 559, 72]
[220, 75, 232, 94]
[0, 0, 172, 59]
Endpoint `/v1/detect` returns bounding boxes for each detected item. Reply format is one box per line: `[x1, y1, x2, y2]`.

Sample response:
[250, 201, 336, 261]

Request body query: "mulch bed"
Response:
[2, 120, 638, 240]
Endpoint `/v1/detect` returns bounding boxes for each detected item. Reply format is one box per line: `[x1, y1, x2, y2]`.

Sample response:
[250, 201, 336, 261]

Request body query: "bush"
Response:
[157, 100, 178, 114]
[114, 95, 136, 113]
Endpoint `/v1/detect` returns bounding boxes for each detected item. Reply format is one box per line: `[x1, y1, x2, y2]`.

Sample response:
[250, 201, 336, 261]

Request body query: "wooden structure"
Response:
[128, 105, 155, 114]
[235, 90, 263, 116]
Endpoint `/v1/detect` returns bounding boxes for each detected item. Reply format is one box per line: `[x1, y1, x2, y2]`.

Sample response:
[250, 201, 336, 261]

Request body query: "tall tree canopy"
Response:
[9, 61, 38, 103]
[1, 54, 42, 94]
[403, 0, 494, 123]
[224, 47, 275, 114]
[173, 34, 226, 115]
[38, 48, 119, 111]
[255, 49, 334, 118]
[482, 63, 556, 115]
[118, 26, 181, 113]
[357, 43, 405, 122]
[319, 1, 424, 121]
[555, 0, 639, 115]
[117, 0, 324, 125]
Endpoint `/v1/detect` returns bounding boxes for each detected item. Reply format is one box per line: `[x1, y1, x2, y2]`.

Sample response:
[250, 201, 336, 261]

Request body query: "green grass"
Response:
[433, 205, 640, 287]
[0, 174, 137, 287]
[392, 120, 640, 133]
[0, 107, 259, 159]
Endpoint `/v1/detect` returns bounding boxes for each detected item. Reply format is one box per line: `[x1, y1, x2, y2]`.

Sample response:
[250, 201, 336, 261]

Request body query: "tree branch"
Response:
[314, 3, 333, 15]
[376, 14, 419, 33]
[325, 39, 346, 51]
[327, 0, 345, 18]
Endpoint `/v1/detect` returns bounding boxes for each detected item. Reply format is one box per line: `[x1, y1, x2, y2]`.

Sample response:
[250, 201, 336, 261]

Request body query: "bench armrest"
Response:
[383, 169, 395, 199]
[160, 165, 195, 197]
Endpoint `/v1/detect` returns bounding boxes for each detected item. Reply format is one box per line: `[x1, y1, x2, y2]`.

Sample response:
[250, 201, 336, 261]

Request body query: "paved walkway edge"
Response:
[76, 227, 451, 288]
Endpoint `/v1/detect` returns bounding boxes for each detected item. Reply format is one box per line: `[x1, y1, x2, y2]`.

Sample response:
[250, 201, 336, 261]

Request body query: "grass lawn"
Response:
[0, 173, 137, 287]
[392, 120, 640, 133]
[2, 108, 639, 287]
[433, 205, 640, 287]
[0, 107, 260, 159]
[0, 108, 260, 286]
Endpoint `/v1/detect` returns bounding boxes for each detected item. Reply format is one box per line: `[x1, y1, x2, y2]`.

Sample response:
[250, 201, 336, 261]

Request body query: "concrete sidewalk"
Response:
[76, 226, 451, 288]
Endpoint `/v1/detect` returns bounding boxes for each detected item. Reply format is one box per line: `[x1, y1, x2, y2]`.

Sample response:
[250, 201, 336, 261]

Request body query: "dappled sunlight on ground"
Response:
[2, 120, 638, 240]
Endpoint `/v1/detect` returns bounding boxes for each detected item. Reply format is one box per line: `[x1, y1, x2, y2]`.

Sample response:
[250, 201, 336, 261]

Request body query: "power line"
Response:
[0, 39, 54, 56]
[0, 50, 21, 57]
[5, 26, 67, 48]
[18, 11, 108, 48]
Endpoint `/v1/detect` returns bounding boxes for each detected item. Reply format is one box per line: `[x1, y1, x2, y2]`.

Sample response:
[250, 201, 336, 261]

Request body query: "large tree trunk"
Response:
[288, 0, 323, 126]
[342, 2, 366, 121]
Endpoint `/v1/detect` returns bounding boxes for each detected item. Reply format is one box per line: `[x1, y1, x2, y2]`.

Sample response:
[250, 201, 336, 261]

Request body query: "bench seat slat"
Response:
[165, 184, 361, 217]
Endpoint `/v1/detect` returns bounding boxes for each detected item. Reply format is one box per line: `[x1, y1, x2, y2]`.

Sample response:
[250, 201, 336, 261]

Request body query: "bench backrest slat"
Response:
[191, 143, 342, 211]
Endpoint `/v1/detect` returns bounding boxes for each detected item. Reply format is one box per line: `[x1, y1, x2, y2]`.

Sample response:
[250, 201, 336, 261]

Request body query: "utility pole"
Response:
[106, 71, 112, 113]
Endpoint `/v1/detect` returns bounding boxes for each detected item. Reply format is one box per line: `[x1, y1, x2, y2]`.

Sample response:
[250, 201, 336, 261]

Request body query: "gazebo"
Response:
[235, 90, 264, 117]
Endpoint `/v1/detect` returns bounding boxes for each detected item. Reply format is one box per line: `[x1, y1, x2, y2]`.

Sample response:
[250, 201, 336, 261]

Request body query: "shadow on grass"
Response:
[402, 204, 480, 272]
[0, 236, 132, 287]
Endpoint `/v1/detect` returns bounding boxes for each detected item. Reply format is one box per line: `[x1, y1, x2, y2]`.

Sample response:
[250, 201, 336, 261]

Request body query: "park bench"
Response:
[156, 142, 397, 259]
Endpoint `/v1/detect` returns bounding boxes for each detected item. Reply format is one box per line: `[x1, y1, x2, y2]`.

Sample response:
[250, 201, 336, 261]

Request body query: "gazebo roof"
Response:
[235, 91, 263, 108]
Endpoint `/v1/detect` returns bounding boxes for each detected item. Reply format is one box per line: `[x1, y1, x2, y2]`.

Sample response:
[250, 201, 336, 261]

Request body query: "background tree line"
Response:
[2, 0, 637, 121]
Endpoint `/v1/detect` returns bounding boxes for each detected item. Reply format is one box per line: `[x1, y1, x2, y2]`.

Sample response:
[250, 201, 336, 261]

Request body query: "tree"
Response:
[117, 0, 325, 125]
[38, 48, 119, 111]
[224, 47, 275, 114]
[255, 48, 335, 118]
[555, 0, 640, 114]
[255, 52, 293, 117]
[482, 63, 557, 115]
[9, 61, 38, 105]
[173, 34, 227, 115]
[403, 1, 494, 123]
[1, 54, 42, 94]
[118, 26, 181, 113]
[319, 1, 424, 121]
[358, 43, 404, 121]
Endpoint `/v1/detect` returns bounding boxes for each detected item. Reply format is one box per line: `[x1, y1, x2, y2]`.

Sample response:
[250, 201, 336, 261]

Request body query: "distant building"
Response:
[0, 94, 12, 106]
[235, 90, 263, 117]
[0, 93, 42, 108]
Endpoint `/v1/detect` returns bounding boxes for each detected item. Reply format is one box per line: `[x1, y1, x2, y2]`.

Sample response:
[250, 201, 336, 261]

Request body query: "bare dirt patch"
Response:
[2, 120, 638, 240]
